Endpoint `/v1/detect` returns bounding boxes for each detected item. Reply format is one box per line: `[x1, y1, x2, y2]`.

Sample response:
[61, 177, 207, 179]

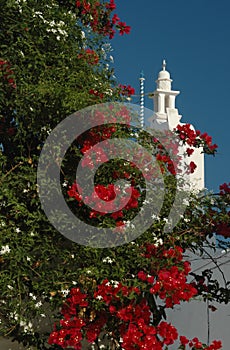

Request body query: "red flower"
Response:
[117, 21, 131, 35]
[215, 218, 230, 238]
[89, 89, 104, 99]
[119, 84, 135, 96]
[157, 321, 178, 345]
[219, 182, 230, 195]
[112, 13, 120, 24]
[189, 161, 197, 173]
[105, 0, 116, 10]
[137, 270, 147, 281]
[78, 48, 99, 65]
[186, 147, 194, 156]
[180, 335, 189, 345]
[207, 340, 222, 350]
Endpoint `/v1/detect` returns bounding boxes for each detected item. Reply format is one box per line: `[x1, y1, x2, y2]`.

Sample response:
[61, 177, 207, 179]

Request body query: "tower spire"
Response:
[139, 70, 145, 128]
[162, 59, 166, 71]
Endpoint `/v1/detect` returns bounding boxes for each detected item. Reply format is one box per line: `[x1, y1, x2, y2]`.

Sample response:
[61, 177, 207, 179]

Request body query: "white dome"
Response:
[158, 69, 170, 79]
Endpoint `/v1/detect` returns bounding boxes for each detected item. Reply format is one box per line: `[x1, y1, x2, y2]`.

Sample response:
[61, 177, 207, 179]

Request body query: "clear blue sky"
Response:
[112, 0, 230, 192]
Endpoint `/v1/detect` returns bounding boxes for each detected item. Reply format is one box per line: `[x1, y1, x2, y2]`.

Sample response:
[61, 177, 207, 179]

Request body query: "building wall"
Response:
[167, 248, 230, 349]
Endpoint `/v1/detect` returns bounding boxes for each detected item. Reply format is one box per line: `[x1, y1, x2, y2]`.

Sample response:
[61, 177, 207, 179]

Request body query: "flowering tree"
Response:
[0, 1, 230, 350]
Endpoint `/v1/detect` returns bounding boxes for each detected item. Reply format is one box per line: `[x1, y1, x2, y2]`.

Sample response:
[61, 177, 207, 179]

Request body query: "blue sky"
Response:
[112, 0, 230, 192]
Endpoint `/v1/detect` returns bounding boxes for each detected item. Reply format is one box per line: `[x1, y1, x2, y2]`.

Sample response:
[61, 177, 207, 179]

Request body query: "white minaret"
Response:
[149, 60, 205, 190]
[149, 60, 181, 130]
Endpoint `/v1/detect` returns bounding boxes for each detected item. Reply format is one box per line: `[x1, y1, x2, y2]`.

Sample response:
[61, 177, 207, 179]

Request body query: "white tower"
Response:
[149, 60, 182, 130]
[149, 60, 205, 190]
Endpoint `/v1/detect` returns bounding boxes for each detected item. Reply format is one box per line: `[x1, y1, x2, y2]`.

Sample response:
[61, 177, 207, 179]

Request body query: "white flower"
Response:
[104, 89, 113, 96]
[29, 293, 37, 300]
[35, 301, 42, 308]
[102, 257, 114, 264]
[0, 245, 10, 255]
[61, 289, 70, 297]
[40, 314, 46, 318]
[96, 295, 103, 300]
[154, 238, 163, 247]
[125, 221, 135, 229]
[20, 320, 33, 333]
[9, 312, 19, 320]
[102, 43, 113, 53]
[62, 180, 68, 187]
[182, 198, 189, 206]
[151, 214, 159, 220]
[7, 285, 13, 290]
[72, 281, 77, 285]
[30, 232, 35, 236]
[16, 227, 21, 233]
[34, 11, 43, 15]
[111, 280, 119, 288]
[26, 256, 31, 261]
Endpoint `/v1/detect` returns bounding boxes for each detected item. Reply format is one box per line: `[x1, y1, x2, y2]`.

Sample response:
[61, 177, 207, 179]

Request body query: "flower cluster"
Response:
[219, 182, 230, 195]
[48, 288, 87, 349]
[89, 88, 104, 99]
[68, 181, 141, 226]
[156, 152, 177, 175]
[214, 211, 230, 238]
[66, 109, 220, 234]
[118, 84, 135, 97]
[179, 336, 222, 350]
[49, 245, 222, 349]
[0, 244, 11, 255]
[66, 112, 146, 227]
[76, 0, 131, 38]
[138, 245, 197, 307]
[78, 48, 99, 65]
[175, 123, 218, 155]
[206, 183, 230, 239]
[0, 59, 16, 89]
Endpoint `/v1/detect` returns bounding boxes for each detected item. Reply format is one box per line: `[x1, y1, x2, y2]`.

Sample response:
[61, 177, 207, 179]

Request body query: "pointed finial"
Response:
[140, 70, 145, 79]
[162, 59, 166, 71]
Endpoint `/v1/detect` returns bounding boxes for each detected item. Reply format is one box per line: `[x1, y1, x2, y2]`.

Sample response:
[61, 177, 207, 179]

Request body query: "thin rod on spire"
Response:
[162, 59, 166, 71]
[139, 70, 145, 128]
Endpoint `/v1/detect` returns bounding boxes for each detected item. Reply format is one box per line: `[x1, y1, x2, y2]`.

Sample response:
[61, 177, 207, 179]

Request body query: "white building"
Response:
[148, 60, 204, 191]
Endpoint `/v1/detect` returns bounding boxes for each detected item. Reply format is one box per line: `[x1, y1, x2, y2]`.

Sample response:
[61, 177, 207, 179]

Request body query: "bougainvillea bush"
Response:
[0, 1, 230, 349]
